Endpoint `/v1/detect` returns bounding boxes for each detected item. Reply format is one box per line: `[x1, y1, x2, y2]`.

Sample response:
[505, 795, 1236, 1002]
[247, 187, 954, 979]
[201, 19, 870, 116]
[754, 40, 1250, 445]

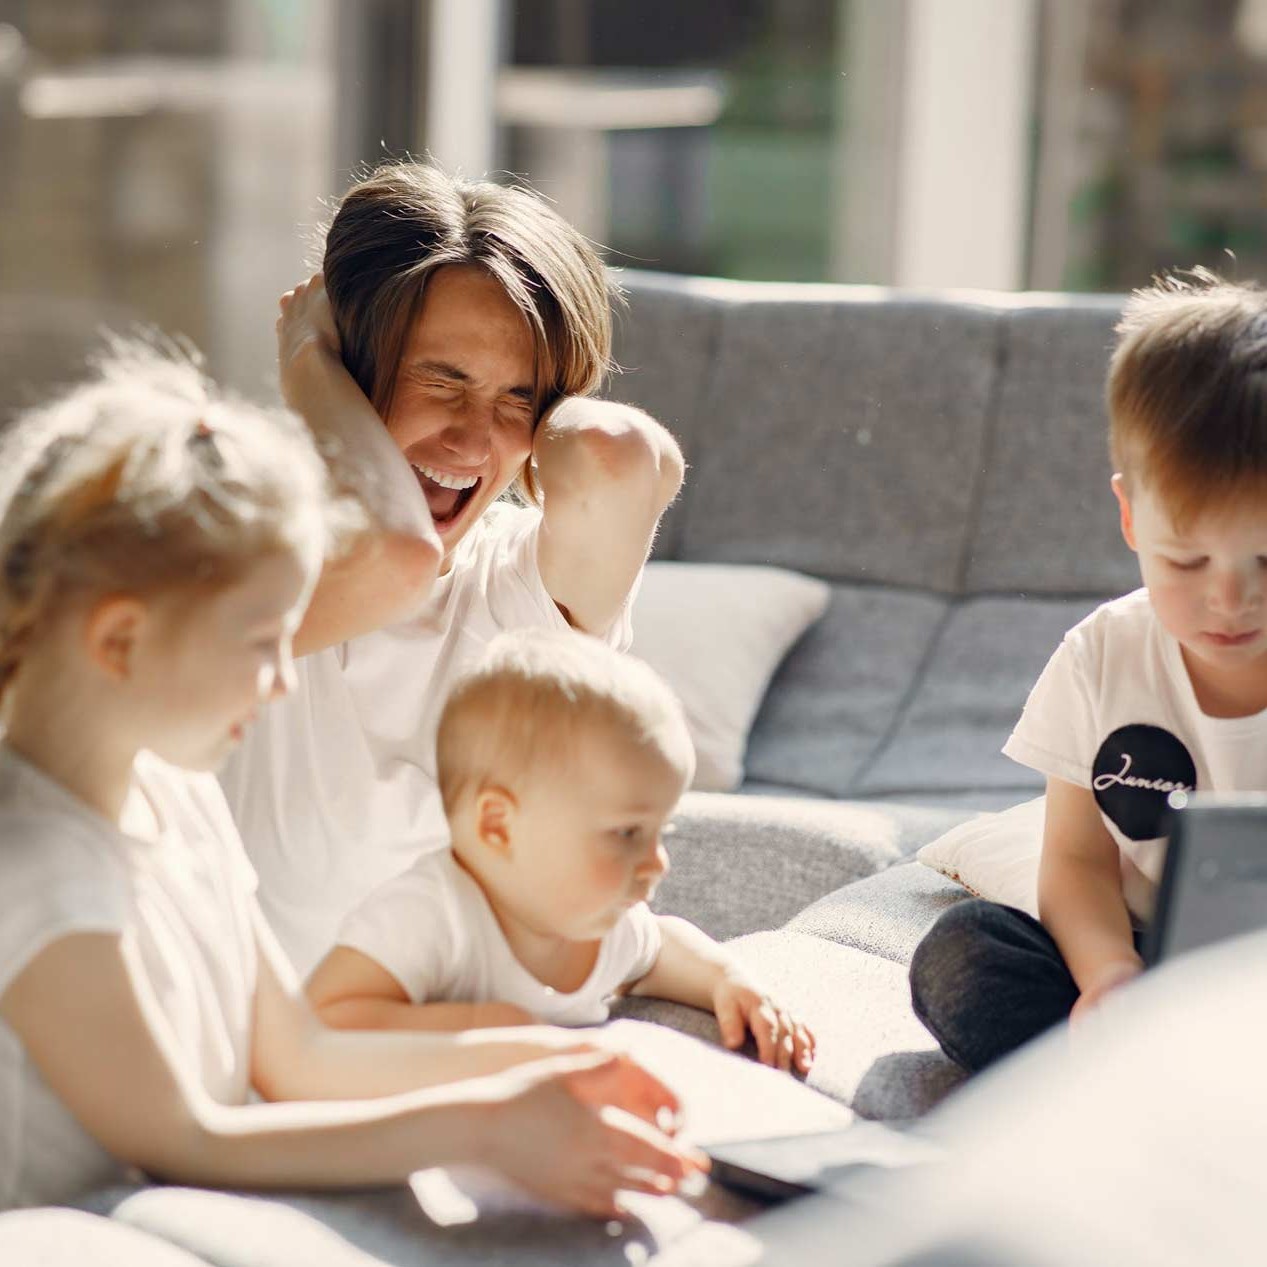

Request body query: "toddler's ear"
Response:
[474, 786, 518, 856]
[83, 595, 146, 682]
[1111, 473, 1138, 551]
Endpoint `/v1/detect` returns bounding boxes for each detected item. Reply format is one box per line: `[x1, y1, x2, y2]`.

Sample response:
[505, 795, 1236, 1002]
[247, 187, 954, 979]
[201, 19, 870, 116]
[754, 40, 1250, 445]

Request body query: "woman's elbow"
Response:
[565, 406, 683, 501]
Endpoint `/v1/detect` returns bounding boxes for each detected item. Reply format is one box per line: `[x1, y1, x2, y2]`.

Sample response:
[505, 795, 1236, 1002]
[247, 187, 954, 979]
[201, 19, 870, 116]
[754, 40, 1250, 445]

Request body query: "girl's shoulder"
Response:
[0, 745, 125, 872]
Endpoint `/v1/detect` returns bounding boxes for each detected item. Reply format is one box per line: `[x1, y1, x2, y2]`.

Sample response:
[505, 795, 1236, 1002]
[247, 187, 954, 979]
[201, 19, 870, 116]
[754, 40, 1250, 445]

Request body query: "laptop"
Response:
[1146, 792, 1267, 965]
[705, 1119, 941, 1203]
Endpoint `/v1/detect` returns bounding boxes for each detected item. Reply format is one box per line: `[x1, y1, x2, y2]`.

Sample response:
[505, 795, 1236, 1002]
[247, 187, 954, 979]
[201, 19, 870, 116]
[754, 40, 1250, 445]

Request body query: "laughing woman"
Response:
[221, 162, 684, 977]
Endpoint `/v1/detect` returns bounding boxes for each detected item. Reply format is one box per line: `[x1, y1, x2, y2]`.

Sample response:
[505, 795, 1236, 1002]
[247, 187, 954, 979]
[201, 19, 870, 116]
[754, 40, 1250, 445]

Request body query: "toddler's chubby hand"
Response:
[276, 273, 341, 406]
[712, 970, 815, 1075]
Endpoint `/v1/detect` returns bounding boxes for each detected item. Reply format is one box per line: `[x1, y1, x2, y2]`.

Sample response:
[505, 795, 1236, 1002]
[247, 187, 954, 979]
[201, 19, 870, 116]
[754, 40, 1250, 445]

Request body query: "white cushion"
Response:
[630, 562, 831, 792]
[916, 796, 1045, 917]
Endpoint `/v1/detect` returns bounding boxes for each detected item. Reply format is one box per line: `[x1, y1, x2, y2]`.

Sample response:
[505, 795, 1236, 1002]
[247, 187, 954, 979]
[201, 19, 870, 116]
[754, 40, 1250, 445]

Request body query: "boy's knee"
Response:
[909, 900, 1000, 1030]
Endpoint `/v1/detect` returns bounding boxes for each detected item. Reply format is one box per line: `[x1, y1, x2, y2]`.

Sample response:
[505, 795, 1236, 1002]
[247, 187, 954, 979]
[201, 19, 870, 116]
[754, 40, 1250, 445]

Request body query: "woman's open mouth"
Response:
[412, 463, 482, 532]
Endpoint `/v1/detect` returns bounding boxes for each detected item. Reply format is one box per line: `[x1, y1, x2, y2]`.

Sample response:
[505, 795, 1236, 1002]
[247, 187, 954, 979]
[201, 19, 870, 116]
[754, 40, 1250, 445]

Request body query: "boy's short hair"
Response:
[435, 629, 692, 815]
[1108, 269, 1267, 527]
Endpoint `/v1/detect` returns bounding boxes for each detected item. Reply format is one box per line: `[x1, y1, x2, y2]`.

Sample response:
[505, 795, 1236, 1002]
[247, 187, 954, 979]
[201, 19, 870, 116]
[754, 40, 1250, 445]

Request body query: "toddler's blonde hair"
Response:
[0, 337, 361, 697]
[436, 628, 692, 815]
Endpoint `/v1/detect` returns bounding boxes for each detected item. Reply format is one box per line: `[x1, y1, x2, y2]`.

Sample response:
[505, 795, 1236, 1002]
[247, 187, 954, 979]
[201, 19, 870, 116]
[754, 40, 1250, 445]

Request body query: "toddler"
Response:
[910, 271, 1267, 1072]
[0, 342, 700, 1216]
[308, 629, 816, 1074]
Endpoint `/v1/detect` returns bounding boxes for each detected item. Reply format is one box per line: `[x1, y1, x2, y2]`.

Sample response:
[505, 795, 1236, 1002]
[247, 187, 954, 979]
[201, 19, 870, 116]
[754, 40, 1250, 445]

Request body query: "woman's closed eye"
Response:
[496, 396, 534, 424]
[1166, 556, 1208, 572]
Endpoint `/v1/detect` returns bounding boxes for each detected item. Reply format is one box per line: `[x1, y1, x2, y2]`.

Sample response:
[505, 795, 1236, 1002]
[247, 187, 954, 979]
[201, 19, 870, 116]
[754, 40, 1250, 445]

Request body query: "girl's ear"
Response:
[1111, 473, 1137, 551]
[83, 595, 146, 682]
[474, 786, 518, 856]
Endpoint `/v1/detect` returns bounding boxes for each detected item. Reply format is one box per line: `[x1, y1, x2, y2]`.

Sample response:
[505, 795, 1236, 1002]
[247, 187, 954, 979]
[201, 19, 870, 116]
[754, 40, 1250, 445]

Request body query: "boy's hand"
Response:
[712, 970, 815, 1074]
[1070, 958, 1143, 1025]
[487, 1049, 708, 1218]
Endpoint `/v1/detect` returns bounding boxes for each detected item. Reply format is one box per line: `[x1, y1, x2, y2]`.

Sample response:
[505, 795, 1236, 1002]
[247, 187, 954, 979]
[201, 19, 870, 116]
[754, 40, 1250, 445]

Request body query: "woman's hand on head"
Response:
[485, 1048, 707, 1218]
[277, 273, 341, 410]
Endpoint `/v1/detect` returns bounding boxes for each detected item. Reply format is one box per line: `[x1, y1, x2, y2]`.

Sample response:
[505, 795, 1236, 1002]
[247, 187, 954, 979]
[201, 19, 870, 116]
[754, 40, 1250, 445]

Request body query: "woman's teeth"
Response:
[414, 463, 479, 491]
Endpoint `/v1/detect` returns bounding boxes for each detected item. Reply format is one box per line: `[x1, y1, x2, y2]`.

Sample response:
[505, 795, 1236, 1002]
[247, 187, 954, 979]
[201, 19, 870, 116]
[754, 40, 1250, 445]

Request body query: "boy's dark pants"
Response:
[909, 899, 1146, 1074]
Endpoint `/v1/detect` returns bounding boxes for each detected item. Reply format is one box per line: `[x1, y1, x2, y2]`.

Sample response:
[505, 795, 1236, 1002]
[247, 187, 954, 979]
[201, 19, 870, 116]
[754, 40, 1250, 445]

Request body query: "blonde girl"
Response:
[0, 343, 702, 1216]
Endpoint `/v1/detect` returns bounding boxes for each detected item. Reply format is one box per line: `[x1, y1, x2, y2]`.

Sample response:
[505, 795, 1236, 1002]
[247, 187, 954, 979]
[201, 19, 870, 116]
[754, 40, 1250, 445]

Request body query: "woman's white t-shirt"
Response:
[1004, 587, 1267, 918]
[338, 851, 662, 1026]
[220, 503, 637, 978]
[0, 745, 258, 1211]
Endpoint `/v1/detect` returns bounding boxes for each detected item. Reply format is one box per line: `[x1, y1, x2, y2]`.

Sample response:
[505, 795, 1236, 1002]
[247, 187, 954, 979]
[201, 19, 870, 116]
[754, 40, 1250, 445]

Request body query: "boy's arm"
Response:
[1038, 775, 1143, 1015]
[535, 397, 684, 637]
[277, 275, 442, 656]
[629, 916, 814, 1073]
[304, 943, 536, 1036]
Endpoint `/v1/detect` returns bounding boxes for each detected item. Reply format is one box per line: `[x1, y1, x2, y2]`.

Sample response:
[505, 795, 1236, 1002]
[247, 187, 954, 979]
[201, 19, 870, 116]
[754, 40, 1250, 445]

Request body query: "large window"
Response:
[0, 0, 335, 406]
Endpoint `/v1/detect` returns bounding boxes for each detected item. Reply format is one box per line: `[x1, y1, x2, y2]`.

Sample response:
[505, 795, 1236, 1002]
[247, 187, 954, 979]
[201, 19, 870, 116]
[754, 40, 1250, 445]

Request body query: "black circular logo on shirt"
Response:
[1091, 724, 1197, 841]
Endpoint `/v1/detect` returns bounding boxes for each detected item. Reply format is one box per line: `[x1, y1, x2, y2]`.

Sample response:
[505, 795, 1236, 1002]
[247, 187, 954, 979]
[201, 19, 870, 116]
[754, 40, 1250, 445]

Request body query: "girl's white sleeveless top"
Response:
[0, 746, 257, 1210]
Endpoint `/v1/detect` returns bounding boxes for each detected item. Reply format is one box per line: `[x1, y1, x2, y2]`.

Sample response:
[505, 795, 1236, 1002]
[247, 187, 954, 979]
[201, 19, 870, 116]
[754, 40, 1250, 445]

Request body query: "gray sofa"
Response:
[0, 272, 1136, 1263]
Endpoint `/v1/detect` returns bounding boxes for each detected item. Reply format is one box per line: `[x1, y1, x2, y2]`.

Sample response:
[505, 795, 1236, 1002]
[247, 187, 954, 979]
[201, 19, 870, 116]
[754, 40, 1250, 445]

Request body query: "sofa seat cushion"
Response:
[656, 792, 973, 940]
[786, 860, 969, 964]
[617, 930, 964, 1121]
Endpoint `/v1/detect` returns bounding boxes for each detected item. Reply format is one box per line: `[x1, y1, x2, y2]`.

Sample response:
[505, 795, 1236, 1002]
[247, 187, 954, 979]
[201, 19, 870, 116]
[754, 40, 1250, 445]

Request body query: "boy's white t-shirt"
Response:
[1004, 587, 1267, 918]
[0, 744, 258, 1211]
[337, 850, 662, 1025]
[220, 503, 636, 978]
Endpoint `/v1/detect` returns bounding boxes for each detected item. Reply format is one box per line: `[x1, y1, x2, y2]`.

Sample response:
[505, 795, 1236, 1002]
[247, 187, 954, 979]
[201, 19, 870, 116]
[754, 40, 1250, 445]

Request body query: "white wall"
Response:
[425, 0, 501, 179]
[894, 0, 1038, 290]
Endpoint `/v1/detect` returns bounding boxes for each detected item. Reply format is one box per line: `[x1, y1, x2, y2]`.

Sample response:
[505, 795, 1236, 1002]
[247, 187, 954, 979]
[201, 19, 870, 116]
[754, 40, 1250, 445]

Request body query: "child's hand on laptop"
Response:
[713, 969, 815, 1074]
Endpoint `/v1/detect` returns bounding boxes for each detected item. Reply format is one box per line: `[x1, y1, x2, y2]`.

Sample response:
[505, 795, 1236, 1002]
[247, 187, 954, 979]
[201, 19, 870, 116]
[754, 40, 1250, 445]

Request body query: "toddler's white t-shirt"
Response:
[220, 502, 637, 978]
[0, 744, 258, 1211]
[336, 851, 662, 1026]
[1004, 588, 1267, 918]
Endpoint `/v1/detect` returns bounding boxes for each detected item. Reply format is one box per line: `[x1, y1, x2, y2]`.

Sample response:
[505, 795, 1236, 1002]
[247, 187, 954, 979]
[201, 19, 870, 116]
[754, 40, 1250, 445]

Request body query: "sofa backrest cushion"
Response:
[963, 301, 1138, 596]
[607, 273, 726, 560]
[612, 271, 1138, 599]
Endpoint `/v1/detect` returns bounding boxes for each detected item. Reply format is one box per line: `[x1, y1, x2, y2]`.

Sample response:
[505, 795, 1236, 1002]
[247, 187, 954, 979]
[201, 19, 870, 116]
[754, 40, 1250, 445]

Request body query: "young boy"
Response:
[910, 271, 1267, 1073]
[307, 629, 815, 1074]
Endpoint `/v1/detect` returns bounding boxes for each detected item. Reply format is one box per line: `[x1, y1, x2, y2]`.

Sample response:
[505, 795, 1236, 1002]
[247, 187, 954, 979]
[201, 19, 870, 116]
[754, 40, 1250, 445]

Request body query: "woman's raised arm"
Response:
[277, 275, 442, 655]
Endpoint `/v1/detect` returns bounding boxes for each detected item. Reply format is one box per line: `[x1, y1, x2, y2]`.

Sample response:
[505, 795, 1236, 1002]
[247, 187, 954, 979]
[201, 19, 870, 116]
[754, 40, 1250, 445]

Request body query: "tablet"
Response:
[1147, 792, 1267, 966]
[706, 1121, 940, 1204]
